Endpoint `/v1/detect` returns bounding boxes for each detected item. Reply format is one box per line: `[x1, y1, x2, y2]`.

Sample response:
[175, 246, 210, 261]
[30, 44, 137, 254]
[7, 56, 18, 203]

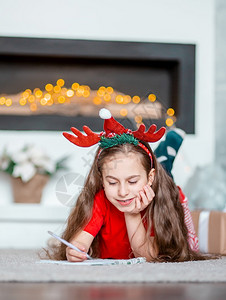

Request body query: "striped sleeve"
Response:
[178, 187, 199, 252]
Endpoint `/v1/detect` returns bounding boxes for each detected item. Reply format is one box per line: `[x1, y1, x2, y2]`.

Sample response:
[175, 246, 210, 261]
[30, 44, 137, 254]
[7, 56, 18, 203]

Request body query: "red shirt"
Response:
[83, 188, 198, 259]
[83, 189, 153, 259]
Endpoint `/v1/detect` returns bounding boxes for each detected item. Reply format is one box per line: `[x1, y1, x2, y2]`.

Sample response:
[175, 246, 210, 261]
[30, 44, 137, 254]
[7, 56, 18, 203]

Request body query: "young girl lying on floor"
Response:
[50, 109, 213, 262]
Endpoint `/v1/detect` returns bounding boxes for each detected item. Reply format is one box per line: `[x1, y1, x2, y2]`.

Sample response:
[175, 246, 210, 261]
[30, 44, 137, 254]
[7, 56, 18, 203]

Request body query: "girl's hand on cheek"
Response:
[128, 185, 155, 214]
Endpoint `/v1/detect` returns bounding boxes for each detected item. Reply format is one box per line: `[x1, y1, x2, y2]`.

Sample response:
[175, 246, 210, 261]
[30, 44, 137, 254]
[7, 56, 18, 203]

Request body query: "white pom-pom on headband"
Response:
[99, 108, 112, 119]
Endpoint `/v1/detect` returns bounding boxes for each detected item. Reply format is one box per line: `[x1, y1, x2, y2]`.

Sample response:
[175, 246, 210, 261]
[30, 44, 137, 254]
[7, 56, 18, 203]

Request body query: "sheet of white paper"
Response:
[38, 257, 146, 266]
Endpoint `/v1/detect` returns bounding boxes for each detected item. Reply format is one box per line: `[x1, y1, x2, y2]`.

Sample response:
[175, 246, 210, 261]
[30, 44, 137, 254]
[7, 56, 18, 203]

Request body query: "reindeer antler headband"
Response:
[63, 108, 166, 166]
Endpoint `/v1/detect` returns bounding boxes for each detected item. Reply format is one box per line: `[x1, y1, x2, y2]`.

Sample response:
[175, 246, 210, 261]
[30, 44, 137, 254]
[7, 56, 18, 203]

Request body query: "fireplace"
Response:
[0, 37, 195, 133]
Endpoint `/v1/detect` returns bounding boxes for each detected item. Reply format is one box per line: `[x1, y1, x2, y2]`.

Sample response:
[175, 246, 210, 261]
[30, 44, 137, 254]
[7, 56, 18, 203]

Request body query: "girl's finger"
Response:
[66, 247, 87, 261]
[67, 255, 87, 262]
[135, 197, 141, 211]
[139, 190, 149, 206]
[143, 185, 155, 203]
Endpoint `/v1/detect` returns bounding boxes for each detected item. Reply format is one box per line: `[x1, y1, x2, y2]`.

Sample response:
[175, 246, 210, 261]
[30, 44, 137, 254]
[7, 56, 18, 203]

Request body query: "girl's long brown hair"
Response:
[49, 142, 217, 262]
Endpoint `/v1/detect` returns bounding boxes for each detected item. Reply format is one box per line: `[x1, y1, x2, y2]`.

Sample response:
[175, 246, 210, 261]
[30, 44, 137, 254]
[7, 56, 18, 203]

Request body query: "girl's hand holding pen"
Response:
[66, 241, 89, 262]
[47, 231, 92, 261]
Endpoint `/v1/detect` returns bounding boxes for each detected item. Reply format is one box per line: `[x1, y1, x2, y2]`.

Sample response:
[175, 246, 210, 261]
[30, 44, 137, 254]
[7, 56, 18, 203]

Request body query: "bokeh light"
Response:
[5, 98, 12, 106]
[30, 103, 37, 111]
[93, 96, 102, 105]
[19, 98, 27, 106]
[120, 108, 128, 117]
[72, 83, 79, 90]
[66, 89, 74, 97]
[35, 90, 42, 98]
[115, 95, 124, 104]
[166, 118, 174, 127]
[45, 84, 53, 92]
[132, 96, 140, 104]
[148, 94, 156, 102]
[28, 95, 35, 103]
[106, 87, 113, 94]
[58, 96, 66, 104]
[135, 115, 143, 124]
[54, 86, 61, 93]
[0, 97, 6, 105]
[57, 79, 65, 87]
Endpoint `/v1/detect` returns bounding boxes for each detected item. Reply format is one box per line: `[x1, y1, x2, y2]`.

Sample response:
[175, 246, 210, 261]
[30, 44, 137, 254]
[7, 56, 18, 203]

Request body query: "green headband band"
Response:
[99, 133, 139, 149]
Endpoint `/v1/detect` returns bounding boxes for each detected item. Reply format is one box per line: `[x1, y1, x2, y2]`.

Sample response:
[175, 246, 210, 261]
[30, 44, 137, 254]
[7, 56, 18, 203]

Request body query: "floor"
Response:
[1, 283, 226, 300]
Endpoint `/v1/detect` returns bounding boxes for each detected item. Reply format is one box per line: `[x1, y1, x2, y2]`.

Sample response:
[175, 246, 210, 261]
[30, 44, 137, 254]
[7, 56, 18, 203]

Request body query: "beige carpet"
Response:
[1, 249, 226, 283]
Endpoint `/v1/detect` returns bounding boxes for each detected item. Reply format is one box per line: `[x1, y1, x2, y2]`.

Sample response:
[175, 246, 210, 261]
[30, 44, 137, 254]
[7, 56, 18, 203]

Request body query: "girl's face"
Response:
[102, 152, 154, 213]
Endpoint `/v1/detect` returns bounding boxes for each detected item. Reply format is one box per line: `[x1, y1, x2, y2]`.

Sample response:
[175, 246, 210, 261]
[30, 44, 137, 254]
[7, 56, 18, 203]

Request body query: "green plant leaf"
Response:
[4, 160, 16, 176]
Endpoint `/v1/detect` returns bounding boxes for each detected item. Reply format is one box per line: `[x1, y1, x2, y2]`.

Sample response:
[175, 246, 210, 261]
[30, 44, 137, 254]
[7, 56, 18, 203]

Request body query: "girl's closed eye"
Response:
[108, 181, 117, 185]
[128, 181, 137, 185]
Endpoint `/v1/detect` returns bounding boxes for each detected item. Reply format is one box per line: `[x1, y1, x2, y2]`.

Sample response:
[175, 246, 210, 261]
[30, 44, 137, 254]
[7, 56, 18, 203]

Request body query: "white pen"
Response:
[48, 231, 93, 260]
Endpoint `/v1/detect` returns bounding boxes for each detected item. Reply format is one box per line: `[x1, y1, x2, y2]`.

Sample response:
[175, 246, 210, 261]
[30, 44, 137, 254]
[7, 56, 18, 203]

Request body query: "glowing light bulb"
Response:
[28, 95, 35, 103]
[99, 86, 106, 92]
[93, 96, 102, 105]
[124, 95, 131, 104]
[22, 91, 30, 99]
[115, 95, 124, 104]
[58, 96, 65, 103]
[40, 98, 47, 105]
[0, 97, 6, 105]
[47, 99, 54, 106]
[61, 87, 67, 94]
[106, 87, 113, 94]
[5, 98, 12, 106]
[57, 79, 65, 87]
[54, 86, 61, 93]
[35, 90, 43, 98]
[97, 89, 105, 97]
[167, 108, 175, 116]
[78, 86, 84, 94]
[135, 115, 142, 124]
[44, 93, 51, 101]
[132, 96, 140, 104]
[166, 118, 174, 127]
[19, 98, 27, 106]
[83, 90, 90, 97]
[30, 103, 37, 111]
[120, 109, 128, 117]
[66, 89, 74, 97]
[45, 84, 53, 92]
[148, 94, 156, 102]
[72, 83, 79, 90]
[103, 94, 111, 102]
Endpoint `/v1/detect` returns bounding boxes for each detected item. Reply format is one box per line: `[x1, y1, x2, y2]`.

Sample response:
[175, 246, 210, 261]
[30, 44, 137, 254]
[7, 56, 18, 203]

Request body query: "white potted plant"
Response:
[0, 144, 67, 203]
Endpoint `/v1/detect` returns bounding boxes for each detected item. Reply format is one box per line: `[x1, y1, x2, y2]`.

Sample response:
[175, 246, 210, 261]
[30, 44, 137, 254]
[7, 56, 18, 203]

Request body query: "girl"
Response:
[51, 109, 210, 262]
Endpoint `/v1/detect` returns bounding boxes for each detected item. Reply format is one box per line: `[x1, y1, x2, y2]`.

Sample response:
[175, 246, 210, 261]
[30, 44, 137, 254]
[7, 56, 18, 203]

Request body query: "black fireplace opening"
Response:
[0, 37, 195, 133]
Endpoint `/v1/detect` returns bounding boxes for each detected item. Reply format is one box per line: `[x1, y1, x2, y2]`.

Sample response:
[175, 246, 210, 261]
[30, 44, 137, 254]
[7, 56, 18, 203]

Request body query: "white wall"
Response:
[0, 0, 215, 202]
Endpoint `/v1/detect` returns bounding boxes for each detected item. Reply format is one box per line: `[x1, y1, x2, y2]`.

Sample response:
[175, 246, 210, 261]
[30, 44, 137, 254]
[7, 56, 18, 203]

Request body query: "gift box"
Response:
[191, 211, 226, 255]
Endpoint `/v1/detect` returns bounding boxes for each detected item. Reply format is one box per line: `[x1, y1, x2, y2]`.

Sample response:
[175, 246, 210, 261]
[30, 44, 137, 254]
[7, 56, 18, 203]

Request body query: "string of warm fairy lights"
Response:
[0, 79, 176, 127]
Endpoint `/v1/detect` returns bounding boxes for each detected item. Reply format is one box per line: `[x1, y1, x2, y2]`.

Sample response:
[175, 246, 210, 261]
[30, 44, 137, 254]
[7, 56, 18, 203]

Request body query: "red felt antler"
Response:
[132, 124, 166, 142]
[63, 125, 101, 147]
